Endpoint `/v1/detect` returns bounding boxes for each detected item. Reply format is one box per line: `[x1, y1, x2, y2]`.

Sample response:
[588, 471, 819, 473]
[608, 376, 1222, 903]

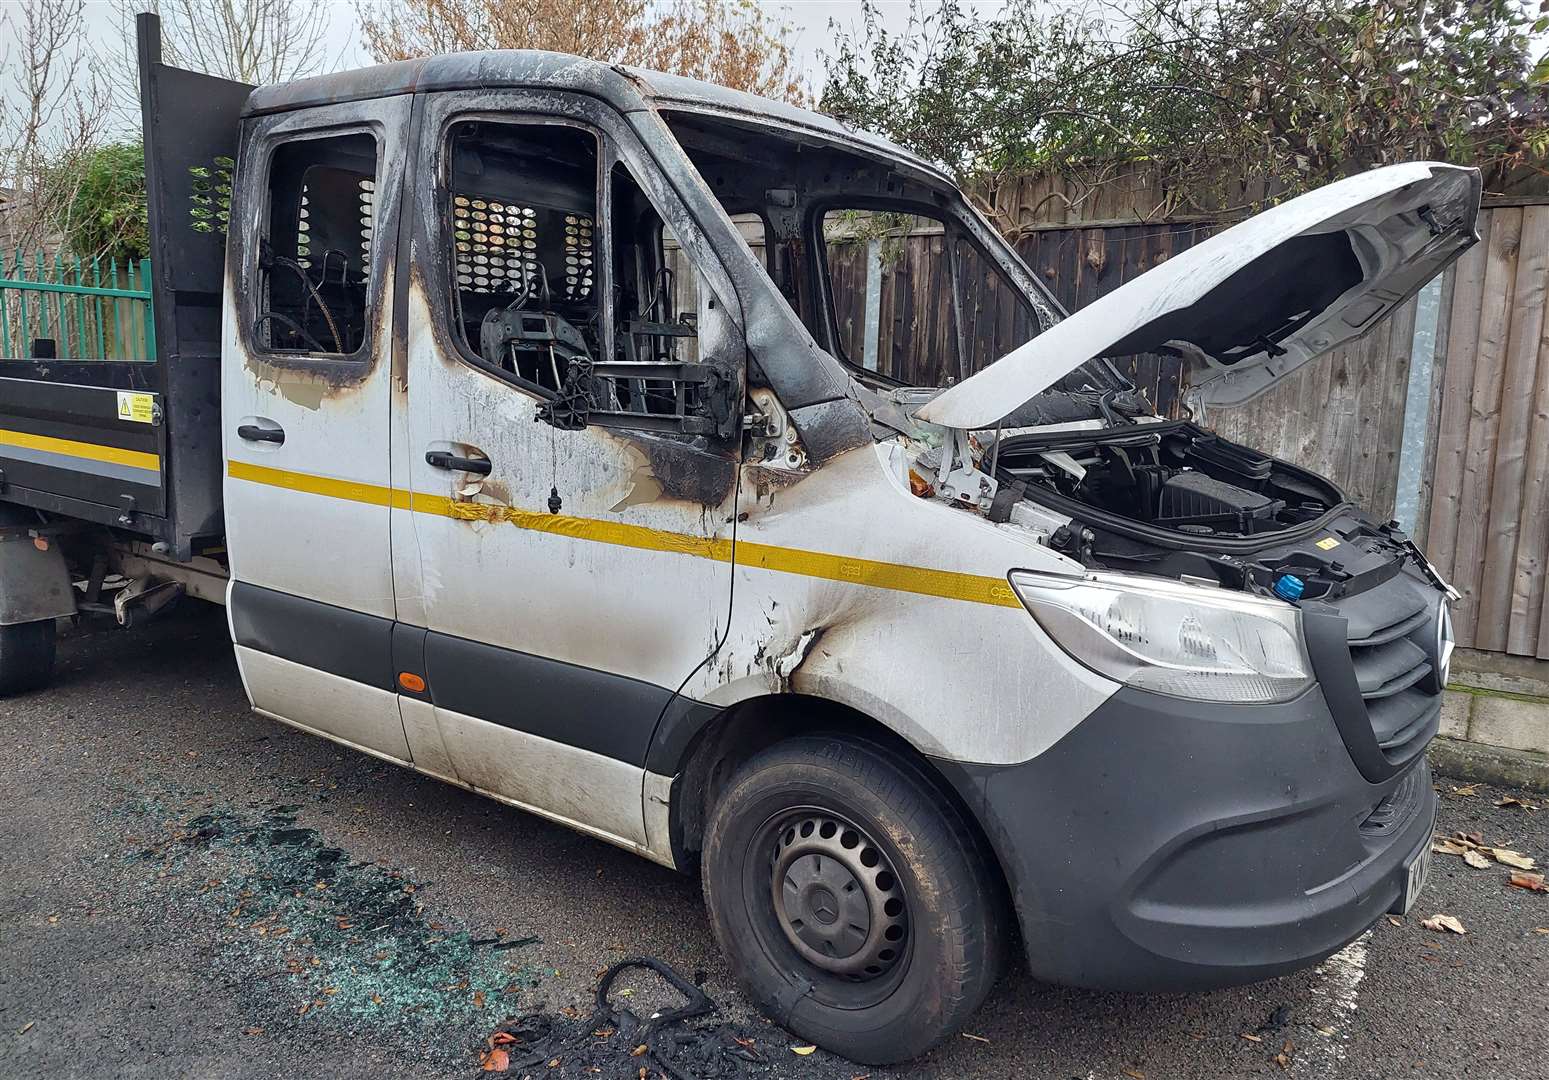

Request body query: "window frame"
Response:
[418, 89, 745, 436]
[242, 122, 385, 366]
[433, 111, 606, 400]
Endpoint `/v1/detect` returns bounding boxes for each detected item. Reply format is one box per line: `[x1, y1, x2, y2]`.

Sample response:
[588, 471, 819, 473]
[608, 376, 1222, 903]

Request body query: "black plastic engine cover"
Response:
[1158, 470, 1282, 533]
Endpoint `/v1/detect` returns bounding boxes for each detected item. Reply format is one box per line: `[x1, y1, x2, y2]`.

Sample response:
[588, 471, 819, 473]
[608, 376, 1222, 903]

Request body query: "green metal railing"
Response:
[0, 251, 156, 362]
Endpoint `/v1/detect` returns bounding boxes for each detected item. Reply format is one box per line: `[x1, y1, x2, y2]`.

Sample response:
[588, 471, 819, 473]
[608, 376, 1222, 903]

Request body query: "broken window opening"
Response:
[658, 110, 1140, 398]
[604, 160, 716, 424]
[445, 120, 602, 395]
[254, 131, 377, 357]
[441, 118, 732, 437]
[820, 208, 1044, 388]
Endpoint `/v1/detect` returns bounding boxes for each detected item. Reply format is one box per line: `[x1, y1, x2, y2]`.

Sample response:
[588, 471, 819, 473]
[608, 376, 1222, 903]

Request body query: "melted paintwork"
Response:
[684, 442, 1118, 765]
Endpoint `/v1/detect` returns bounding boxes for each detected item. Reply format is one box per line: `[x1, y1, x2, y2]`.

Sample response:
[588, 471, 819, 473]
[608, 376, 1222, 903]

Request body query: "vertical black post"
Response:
[136, 13, 168, 373]
[133, 12, 255, 557]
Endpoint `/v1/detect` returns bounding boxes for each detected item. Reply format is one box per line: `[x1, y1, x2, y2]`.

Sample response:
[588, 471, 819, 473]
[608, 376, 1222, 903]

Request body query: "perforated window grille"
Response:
[453, 195, 538, 294]
[296, 187, 311, 266]
[359, 178, 374, 274]
[451, 194, 594, 300]
[292, 177, 374, 274]
[562, 213, 595, 299]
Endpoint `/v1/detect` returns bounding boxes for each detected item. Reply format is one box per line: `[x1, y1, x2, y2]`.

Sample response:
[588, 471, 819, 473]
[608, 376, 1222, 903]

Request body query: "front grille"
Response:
[1321, 567, 1444, 769]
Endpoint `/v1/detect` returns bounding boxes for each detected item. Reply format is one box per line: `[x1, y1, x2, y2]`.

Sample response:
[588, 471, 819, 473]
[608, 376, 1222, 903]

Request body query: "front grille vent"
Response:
[1338, 573, 1442, 762]
[1359, 762, 1426, 836]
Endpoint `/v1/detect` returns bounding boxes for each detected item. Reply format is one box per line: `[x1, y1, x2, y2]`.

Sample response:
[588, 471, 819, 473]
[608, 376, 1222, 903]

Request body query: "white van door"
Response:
[390, 91, 744, 846]
[223, 97, 413, 761]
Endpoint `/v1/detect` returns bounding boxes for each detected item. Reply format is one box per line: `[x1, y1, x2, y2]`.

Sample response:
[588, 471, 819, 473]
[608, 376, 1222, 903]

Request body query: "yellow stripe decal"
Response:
[0, 427, 159, 472]
[227, 459, 395, 507]
[227, 459, 1021, 608]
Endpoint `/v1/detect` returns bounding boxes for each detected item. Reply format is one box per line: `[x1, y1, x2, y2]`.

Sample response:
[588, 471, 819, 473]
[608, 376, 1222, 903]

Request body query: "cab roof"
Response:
[243, 50, 946, 181]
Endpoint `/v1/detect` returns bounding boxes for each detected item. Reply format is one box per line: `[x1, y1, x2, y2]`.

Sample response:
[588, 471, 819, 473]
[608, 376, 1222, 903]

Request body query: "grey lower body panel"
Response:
[936, 684, 1436, 992]
[227, 581, 692, 769]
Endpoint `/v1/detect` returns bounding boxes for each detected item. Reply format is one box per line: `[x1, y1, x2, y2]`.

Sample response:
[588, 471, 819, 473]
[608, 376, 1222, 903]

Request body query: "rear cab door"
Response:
[222, 95, 413, 760]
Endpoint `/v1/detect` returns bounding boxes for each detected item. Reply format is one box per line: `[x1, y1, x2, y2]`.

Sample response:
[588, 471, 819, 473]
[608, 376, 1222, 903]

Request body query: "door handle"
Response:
[426, 450, 492, 475]
[237, 423, 284, 445]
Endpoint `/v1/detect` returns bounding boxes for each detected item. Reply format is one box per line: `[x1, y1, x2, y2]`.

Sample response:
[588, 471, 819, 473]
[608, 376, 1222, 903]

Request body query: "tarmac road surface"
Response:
[2, 605, 1546, 1079]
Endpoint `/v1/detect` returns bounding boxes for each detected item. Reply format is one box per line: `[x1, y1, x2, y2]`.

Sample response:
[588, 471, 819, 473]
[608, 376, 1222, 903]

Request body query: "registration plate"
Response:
[1394, 842, 1432, 915]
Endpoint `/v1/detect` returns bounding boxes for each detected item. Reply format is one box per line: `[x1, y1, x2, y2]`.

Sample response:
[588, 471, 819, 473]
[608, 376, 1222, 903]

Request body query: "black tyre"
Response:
[702, 735, 1006, 1064]
[0, 619, 57, 696]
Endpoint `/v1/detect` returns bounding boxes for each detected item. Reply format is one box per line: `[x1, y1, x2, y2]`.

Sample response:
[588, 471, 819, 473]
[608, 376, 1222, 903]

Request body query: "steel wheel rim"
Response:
[766, 810, 909, 981]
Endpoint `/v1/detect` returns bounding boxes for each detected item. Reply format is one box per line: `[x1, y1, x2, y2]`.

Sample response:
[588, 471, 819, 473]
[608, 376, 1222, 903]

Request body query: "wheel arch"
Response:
[660, 691, 1014, 918]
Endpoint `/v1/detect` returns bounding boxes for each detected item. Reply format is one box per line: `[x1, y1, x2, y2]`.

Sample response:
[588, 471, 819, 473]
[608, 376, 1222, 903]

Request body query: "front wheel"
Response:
[701, 735, 1006, 1064]
[0, 618, 56, 696]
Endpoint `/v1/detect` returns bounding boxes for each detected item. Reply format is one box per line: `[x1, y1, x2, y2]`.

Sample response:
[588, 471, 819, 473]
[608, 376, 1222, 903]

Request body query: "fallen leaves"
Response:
[960, 1032, 990, 1044]
[1433, 832, 1539, 871]
[17, 1021, 35, 1035]
[1496, 796, 1541, 810]
[1449, 783, 1479, 797]
[1274, 1038, 1296, 1069]
[1508, 872, 1548, 893]
[1487, 848, 1537, 870]
[1121, 1068, 1146, 1080]
[479, 1029, 521, 1071]
[1421, 913, 1466, 935]
[1239, 1033, 1263, 1043]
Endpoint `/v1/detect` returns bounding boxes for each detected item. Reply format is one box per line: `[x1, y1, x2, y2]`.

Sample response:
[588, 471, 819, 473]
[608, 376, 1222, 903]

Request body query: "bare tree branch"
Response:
[0, 0, 111, 255]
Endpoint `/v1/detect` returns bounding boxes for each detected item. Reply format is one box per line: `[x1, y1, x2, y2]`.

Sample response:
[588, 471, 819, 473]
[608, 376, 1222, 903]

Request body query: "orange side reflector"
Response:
[398, 672, 426, 693]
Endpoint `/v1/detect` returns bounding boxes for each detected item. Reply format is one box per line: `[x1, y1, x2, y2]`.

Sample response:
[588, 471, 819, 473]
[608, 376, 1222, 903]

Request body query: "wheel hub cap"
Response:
[770, 813, 908, 980]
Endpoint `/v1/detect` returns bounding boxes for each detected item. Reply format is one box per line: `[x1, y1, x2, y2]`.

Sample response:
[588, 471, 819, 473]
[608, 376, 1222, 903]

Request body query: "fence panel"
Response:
[1423, 208, 1549, 658]
[0, 252, 155, 362]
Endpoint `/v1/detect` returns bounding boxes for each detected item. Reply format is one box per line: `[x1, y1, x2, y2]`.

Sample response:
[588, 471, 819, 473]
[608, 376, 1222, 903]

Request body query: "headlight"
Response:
[1009, 570, 1313, 703]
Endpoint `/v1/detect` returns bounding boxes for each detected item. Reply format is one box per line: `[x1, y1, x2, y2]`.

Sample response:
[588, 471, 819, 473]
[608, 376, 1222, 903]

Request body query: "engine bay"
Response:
[974, 420, 1439, 600]
[991, 422, 1344, 538]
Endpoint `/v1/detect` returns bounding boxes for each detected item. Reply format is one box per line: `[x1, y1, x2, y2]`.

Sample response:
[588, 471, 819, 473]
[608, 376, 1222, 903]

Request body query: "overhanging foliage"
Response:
[821, 0, 1549, 214]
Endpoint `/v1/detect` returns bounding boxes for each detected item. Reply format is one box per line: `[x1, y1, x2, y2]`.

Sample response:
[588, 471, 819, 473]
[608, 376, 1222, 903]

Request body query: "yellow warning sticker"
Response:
[116, 391, 155, 424]
[1315, 536, 1340, 550]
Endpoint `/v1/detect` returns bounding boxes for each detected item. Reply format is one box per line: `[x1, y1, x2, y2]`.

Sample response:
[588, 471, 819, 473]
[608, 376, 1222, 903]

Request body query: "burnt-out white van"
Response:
[0, 15, 1472, 1063]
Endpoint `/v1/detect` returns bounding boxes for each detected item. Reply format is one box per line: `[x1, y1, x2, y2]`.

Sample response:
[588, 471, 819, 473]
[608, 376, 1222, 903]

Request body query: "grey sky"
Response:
[73, 0, 954, 87]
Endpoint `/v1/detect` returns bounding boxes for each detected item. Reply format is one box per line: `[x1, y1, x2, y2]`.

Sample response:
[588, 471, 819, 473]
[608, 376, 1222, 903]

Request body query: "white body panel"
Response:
[687, 441, 1119, 765]
[431, 705, 648, 846]
[222, 97, 411, 619]
[393, 289, 736, 687]
[237, 646, 412, 762]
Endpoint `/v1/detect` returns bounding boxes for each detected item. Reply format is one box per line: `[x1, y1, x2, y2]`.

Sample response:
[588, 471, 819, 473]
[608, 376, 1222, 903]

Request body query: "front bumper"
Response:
[937, 684, 1437, 992]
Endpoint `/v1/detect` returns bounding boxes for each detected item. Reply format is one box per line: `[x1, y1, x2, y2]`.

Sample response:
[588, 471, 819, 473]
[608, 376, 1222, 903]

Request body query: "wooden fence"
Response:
[1423, 207, 1549, 658]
